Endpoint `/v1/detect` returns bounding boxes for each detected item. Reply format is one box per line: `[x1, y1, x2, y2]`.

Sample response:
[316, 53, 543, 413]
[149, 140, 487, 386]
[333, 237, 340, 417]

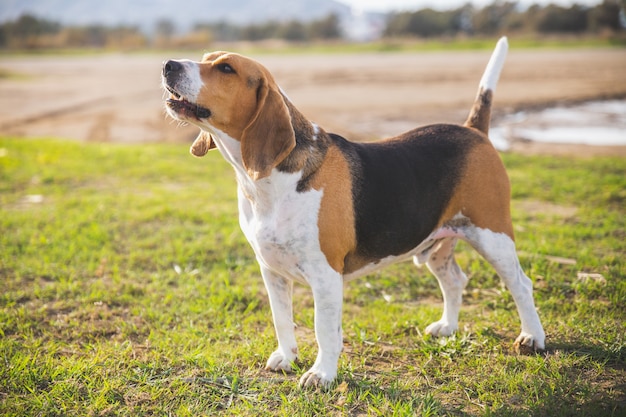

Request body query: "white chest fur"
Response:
[205, 128, 336, 284]
[238, 171, 329, 284]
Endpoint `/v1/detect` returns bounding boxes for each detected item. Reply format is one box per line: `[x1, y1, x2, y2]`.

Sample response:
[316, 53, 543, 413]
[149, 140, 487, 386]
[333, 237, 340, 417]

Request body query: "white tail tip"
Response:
[479, 36, 509, 93]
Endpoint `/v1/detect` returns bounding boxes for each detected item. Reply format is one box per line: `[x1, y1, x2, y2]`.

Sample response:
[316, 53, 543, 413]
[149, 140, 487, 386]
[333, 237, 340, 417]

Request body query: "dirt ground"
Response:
[1, 47, 625, 156]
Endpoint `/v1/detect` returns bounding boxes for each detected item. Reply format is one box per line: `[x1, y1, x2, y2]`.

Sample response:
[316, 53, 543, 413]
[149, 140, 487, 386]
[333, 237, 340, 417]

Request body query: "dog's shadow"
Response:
[529, 339, 625, 417]
[334, 337, 624, 416]
[544, 339, 624, 365]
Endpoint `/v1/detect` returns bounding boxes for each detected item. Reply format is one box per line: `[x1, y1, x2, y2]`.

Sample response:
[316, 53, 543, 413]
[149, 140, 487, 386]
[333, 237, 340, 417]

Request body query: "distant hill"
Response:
[0, 0, 353, 32]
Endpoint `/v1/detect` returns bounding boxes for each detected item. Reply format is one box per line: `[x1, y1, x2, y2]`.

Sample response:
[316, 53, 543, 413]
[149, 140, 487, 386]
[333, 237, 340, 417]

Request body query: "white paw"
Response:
[299, 367, 336, 389]
[425, 320, 457, 337]
[514, 332, 546, 354]
[265, 349, 296, 373]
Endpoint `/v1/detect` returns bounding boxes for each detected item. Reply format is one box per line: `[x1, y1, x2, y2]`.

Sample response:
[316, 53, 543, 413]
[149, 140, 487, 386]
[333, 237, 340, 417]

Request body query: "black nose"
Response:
[163, 60, 182, 77]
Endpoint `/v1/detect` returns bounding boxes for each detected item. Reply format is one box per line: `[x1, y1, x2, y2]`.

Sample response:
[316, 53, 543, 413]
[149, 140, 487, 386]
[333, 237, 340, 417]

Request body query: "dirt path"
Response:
[1, 47, 625, 156]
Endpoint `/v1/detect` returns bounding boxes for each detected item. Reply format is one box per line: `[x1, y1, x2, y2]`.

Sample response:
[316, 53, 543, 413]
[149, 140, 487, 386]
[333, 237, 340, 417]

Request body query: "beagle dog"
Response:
[162, 37, 545, 388]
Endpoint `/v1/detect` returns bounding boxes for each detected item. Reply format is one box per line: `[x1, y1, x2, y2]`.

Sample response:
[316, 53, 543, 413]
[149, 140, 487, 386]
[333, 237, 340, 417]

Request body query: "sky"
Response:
[340, 0, 604, 13]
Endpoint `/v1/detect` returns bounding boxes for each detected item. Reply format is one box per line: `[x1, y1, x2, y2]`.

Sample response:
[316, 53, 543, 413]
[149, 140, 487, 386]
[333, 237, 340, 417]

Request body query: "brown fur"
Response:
[190, 131, 215, 157]
[241, 81, 296, 180]
[438, 87, 512, 238]
[190, 52, 296, 179]
[465, 88, 493, 135]
[311, 145, 357, 273]
[439, 138, 514, 239]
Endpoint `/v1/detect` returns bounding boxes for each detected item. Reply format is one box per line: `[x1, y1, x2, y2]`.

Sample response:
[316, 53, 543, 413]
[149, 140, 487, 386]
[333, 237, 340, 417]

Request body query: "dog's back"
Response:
[330, 37, 511, 272]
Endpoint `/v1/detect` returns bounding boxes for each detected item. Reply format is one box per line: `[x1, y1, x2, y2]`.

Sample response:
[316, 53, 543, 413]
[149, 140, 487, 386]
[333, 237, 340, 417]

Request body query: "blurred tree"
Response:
[309, 14, 341, 39]
[61, 25, 107, 47]
[195, 21, 241, 42]
[471, 1, 517, 34]
[534, 4, 589, 33]
[241, 22, 280, 41]
[8, 14, 60, 38]
[455, 3, 475, 34]
[382, 0, 626, 38]
[107, 25, 147, 49]
[385, 9, 458, 37]
[588, 0, 623, 32]
[2, 14, 60, 47]
[279, 20, 307, 41]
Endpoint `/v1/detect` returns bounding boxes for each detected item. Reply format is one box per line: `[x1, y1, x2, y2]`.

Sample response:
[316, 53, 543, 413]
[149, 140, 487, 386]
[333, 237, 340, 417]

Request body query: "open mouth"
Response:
[165, 86, 211, 120]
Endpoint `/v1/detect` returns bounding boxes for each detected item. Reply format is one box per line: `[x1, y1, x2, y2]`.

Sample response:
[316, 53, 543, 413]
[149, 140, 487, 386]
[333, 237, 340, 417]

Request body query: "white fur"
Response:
[238, 169, 345, 387]
[401, 213, 545, 352]
[479, 36, 508, 93]
[424, 237, 467, 337]
[461, 225, 545, 350]
[312, 123, 320, 141]
[170, 59, 203, 102]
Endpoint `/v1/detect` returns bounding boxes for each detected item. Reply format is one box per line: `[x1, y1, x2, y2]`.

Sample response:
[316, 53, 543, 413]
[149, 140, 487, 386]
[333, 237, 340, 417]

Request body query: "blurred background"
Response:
[0, 0, 624, 154]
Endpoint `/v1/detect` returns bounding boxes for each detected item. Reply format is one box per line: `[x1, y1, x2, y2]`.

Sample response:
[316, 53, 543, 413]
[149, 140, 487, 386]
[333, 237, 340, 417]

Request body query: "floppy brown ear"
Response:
[241, 81, 295, 180]
[190, 131, 216, 157]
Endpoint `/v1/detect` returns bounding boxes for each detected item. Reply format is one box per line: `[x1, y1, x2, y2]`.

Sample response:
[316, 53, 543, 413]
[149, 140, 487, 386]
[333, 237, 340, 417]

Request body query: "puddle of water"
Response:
[490, 100, 626, 151]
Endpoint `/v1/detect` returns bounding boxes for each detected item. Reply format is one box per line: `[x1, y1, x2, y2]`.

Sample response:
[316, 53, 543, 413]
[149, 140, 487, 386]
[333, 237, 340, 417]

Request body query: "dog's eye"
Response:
[217, 63, 235, 74]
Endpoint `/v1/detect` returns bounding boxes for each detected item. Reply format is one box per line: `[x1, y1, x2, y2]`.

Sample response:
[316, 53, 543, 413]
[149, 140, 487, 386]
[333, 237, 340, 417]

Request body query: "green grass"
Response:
[1, 137, 624, 416]
[1, 35, 623, 58]
[235, 36, 626, 55]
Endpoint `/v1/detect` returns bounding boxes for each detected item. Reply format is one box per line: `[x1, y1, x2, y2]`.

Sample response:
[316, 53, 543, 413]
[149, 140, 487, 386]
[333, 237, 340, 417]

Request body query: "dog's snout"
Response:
[163, 60, 183, 77]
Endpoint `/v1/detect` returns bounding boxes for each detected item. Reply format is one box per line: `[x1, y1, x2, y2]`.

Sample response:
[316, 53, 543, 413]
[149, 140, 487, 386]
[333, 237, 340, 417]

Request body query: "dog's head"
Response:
[162, 52, 296, 180]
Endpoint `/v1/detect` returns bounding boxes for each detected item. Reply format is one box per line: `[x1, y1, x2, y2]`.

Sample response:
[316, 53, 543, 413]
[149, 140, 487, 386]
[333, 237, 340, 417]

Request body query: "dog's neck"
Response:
[208, 99, 329, 204]
[278, 100, 329, 191]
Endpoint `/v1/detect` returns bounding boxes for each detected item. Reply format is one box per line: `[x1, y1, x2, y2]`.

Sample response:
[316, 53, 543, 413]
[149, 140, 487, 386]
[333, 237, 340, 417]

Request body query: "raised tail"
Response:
[464, 37, 509, 135]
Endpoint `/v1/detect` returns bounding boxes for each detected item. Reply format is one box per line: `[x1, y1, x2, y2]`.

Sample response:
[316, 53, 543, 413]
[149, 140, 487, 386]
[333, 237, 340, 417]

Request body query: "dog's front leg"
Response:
[262, 267, 298, 373]
[299, 274, 343, 389]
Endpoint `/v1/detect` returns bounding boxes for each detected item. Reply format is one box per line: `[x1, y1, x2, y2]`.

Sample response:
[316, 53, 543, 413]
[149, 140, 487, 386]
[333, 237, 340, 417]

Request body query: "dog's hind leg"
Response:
[262, 267, 299, 373]
[423, 238, 468, 337]
[464, 227, 546, 352]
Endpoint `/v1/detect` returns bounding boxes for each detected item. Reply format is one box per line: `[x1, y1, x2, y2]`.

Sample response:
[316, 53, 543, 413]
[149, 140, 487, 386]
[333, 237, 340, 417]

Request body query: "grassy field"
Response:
[1, 35, 624, 58]
[1, 137, 624, 416]
[232, 36, 626, 55]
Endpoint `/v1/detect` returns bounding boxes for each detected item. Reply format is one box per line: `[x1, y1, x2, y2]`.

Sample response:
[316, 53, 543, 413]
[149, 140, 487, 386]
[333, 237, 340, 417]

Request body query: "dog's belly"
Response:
[344, 222, 465, 281]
